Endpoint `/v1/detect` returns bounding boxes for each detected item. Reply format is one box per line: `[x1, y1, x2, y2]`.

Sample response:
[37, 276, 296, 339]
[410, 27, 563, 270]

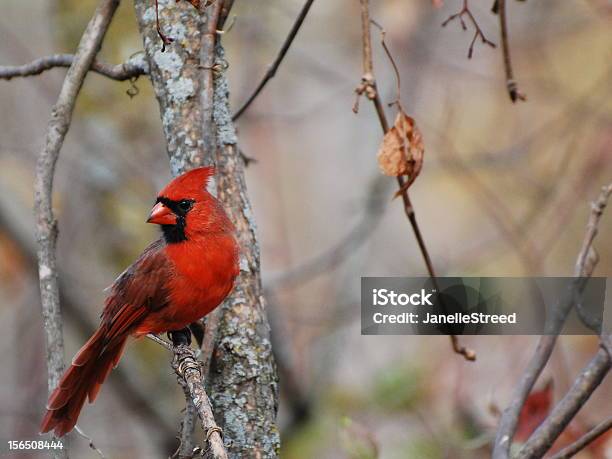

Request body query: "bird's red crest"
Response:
[159, 166, 215, 200]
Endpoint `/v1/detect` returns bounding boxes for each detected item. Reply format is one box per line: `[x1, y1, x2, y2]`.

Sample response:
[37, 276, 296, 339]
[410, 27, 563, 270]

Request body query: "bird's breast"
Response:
[146, 234, 239, 333]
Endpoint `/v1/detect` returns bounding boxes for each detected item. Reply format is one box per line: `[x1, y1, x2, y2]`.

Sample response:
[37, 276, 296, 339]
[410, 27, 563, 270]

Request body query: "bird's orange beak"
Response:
[147, 202, 176, 225]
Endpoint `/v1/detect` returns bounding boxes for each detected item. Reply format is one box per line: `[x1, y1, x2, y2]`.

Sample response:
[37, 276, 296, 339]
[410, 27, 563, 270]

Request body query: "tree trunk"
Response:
[133, 1, 280, 457]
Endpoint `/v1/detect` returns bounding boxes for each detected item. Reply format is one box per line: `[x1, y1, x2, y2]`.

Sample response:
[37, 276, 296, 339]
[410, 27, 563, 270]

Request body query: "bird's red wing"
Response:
[101, 239, 171, 342]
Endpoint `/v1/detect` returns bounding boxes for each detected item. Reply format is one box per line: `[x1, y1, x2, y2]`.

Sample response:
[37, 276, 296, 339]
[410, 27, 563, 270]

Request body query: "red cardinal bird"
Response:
[40, 167, 239, 437]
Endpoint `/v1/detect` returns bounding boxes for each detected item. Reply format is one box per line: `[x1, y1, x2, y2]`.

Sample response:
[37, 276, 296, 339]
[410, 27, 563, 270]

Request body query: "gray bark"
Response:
[133, 1, 280, 457]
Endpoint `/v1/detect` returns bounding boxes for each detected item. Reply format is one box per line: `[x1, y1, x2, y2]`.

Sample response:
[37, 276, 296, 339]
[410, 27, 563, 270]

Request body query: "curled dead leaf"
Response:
[376, 110, 425, 195]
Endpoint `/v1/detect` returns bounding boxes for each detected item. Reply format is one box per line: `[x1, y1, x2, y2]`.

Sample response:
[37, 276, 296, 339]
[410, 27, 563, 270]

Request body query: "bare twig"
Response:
[355, 0, 475, 362]
[450, 335, 477, 361]
[0, 53, 147, 81]
[172, 345, 228, 459]
[146, 330, 201, 459]
[493, 335, 557, 459]
[146, 333, 174, 351]
[147, 334, 228, 458]
[496, 0, 526, 102]
[549, 416, 612, 459]
[74, 425, 106, 459]
[34, 0, 119, 455]
[172, 397, 198, 459]
[369, 20, 401, 108]
[155, 0, 174, 51]
[232, 0, 316, 120]
[518, 348, 611, 458]
[441, 0, 496, 58]
[493, 184, 612, 459]
[575, 184, 612, 276]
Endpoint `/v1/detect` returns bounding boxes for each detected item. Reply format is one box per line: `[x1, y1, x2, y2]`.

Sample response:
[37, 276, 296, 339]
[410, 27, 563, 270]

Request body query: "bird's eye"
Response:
[178, 200, 193, 212]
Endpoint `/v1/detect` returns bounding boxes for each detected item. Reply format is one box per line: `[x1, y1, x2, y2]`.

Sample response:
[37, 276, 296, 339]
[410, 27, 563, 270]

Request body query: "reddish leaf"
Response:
[514, 380, 612, 456]
[515, 381, 553, 442]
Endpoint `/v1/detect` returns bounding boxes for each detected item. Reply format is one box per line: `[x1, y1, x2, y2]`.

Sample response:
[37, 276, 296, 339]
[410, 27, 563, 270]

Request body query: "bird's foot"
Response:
[168, 327, 192, 347]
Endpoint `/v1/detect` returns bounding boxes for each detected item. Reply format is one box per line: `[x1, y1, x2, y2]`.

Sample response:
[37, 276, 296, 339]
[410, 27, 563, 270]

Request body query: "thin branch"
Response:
[493, 183, 612, 459]
[575, 184, 612, 276]
[155, 0, 174, 51]
[0, 54, 147, 81]
[496, 0, 526, 102]
[172, 345, 228, 459]
[354, 0, 475, 362]
[441, 0, 496, 59]
[232, 0, 315, 120]
[34, 0, 119, 454]
[492, 336, 557, 459]
[549, 416, 612, 459]
[370, 19, 401, 108]
[147, 333, 174, 351]
[173, 398, 197, 459]
[74, 425, 106, 459]
[518, 348, 611, 458]
[147, 334, 228, 458]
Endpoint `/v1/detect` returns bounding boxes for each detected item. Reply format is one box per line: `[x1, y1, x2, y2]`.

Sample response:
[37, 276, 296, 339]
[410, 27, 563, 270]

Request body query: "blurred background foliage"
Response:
[0, 0, 611, 457]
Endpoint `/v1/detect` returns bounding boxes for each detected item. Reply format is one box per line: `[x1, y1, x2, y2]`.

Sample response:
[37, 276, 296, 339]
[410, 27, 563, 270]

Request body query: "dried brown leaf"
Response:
[376, 110, 425, 194]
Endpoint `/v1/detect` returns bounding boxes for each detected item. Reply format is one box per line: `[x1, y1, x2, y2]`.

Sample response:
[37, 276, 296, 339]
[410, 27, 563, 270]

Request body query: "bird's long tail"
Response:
[40, 328, 127, 437]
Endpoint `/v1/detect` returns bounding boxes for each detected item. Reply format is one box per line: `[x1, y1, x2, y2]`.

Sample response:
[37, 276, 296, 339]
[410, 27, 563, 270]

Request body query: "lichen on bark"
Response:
[133, 1, 280, 456]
